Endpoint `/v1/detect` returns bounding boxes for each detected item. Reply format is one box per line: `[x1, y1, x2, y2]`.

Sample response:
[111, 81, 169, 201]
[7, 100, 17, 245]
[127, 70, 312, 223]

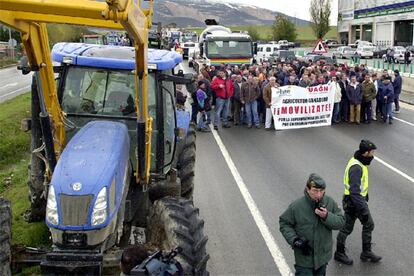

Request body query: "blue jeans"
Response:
[383, 101, 393, 122]
[198, 112, 207, 129]
[206, 111, 211, 124]
[363, 101, 372, 122]
[332, 102, 340, 123]
[245, 100, 259, 126]
[376, 100, 384, 119]
[214, 97, 230, 127]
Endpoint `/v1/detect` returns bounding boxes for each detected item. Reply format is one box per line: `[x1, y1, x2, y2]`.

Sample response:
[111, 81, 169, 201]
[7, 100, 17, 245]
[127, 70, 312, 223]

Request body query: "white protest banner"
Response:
[271, 84, 335, 130]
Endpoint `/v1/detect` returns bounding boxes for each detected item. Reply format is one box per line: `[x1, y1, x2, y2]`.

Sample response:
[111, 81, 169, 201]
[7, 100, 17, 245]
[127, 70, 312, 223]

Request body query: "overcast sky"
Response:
[224, 0, 339, 25]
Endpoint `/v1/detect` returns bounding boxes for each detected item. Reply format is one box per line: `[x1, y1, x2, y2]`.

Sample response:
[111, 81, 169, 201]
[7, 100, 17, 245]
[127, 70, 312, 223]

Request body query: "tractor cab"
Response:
[52, 43, 189, 176]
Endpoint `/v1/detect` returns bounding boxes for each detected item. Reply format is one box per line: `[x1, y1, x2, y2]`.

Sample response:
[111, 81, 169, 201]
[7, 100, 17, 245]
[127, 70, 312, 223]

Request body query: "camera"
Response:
[316, 201, 325, 211]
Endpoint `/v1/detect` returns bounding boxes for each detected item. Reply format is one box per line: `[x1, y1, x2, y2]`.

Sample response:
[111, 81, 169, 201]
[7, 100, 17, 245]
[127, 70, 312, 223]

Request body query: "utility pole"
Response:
[8, 27, 15, 59]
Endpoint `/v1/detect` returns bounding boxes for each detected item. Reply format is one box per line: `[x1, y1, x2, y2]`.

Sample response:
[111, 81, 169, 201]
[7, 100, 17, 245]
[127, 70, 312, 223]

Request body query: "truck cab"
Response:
[203, 34, 252, 65]
[191, 24, 253, 72]
[256, 44, 281, 63]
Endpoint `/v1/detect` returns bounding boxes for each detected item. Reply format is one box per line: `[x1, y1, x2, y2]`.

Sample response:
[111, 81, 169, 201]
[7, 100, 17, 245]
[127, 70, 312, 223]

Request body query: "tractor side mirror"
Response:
[17, 56, 31, 75]
[158, 73, 194, 85]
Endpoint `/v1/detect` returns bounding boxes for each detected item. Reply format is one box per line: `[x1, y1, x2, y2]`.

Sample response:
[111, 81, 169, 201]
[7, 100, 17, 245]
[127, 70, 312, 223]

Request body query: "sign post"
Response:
[312, 39, 328, 54]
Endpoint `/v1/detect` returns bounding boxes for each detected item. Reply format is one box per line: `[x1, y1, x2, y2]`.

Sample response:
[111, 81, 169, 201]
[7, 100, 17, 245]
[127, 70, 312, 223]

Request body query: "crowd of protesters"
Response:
[184, 57, 403, 132]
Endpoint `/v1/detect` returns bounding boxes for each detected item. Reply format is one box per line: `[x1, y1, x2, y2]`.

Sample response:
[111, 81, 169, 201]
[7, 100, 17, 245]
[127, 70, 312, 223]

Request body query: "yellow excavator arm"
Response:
[0, 0, 153, 183]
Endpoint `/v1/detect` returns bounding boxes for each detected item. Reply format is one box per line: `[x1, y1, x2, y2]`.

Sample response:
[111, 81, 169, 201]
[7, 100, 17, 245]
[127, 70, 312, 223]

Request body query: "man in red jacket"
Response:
[211, 70, 234, 130]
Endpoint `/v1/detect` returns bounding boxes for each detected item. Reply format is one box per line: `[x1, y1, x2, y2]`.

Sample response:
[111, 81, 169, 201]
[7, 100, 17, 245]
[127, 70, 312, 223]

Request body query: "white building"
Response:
[338, 0, 414, 47]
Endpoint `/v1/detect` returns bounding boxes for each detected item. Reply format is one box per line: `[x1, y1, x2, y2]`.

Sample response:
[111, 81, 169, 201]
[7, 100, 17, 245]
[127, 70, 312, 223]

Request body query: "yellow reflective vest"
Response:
[343, 157, 369, 196]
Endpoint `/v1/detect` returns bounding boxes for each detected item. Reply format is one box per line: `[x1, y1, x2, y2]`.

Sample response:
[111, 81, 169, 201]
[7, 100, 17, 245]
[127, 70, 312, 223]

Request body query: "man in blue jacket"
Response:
[392, 70, 402, 114]
[379, 76, 394, 124]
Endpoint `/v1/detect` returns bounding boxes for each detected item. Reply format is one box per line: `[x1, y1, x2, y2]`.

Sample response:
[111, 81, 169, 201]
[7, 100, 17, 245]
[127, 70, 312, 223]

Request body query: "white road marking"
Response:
[375, 156, 414, 183]
[210, 125, 293, 276]
[393, 117, 414, 127]
[0, 85, 31, 101]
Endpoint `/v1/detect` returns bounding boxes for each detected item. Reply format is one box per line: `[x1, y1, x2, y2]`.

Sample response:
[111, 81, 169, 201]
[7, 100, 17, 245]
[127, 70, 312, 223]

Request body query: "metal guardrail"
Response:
[370, 59, 414, 75]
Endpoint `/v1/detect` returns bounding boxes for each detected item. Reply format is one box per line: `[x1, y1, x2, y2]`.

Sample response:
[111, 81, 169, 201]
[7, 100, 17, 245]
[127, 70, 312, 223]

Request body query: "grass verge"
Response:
[0, 93, 51, 248]
[0, 58, 19, 68]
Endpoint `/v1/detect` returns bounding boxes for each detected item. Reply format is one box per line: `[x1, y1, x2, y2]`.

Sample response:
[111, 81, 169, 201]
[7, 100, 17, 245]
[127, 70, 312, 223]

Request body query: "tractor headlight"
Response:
[46, 186, 59, 225]
[91, 187, 107, 226]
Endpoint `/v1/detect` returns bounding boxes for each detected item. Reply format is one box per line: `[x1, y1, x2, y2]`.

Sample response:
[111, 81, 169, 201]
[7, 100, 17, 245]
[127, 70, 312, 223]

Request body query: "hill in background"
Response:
[153, 0, 310, 27]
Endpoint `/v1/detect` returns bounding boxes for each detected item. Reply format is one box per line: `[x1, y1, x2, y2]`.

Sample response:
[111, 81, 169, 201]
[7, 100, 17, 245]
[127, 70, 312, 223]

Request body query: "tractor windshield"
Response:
[61, 66, 158, 172]
[61, 66, 155, 120]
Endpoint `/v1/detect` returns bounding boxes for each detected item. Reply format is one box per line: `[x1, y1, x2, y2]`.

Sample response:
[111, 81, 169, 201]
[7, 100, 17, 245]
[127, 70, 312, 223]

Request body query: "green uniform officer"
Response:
[280, 173, 345, 276]
[334, 140, 382, 265]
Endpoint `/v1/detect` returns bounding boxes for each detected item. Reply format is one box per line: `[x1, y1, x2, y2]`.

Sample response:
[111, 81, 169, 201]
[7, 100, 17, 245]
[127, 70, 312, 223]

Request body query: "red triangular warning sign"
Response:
[312, 39, 328, 54]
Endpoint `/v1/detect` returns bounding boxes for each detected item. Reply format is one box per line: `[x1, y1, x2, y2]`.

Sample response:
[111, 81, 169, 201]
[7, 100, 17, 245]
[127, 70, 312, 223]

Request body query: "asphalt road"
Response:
[0, 66, 32, 103]
[182, 63, 414, 275]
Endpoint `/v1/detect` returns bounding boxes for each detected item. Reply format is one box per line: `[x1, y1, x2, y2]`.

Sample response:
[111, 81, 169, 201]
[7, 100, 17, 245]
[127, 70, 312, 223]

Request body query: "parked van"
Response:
[255, 44, 280, 63]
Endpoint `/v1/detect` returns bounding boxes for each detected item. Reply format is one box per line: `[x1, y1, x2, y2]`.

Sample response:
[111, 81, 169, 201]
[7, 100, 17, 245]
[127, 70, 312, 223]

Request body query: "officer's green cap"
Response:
[307, 173, 326, 189]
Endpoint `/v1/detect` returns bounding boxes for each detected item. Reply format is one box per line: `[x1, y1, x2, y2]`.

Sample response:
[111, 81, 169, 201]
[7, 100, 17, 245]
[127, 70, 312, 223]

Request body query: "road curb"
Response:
[0, 63, 18, 70]
[400, 99, 413, 105]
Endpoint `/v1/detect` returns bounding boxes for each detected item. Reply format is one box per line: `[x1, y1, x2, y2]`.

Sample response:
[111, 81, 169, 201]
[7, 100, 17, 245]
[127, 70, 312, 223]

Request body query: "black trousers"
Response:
[337, 208, 374, 248]
[394, 94, 400, 111]
[295, 264, 327, 276]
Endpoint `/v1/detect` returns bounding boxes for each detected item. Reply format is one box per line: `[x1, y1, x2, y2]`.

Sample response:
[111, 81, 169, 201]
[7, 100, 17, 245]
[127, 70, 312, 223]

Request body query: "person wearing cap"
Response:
[379, 76, 394, 124]
[392, 69, 402, 114]
[334, 140, 382, 265]
[279, 173, 345, 275]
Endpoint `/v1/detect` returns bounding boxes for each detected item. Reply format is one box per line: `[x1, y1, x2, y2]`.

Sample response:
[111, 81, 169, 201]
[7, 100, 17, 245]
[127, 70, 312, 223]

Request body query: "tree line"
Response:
[248, 0, 332, 42]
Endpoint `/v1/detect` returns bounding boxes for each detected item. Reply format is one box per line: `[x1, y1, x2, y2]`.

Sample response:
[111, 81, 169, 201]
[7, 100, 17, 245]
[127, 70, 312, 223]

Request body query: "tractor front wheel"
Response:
[146, 197, 209, 275]
[177, 123, 196, 199]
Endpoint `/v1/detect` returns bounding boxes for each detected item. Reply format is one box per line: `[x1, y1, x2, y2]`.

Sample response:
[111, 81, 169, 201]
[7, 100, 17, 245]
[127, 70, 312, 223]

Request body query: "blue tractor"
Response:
[21, 43, 208, 275]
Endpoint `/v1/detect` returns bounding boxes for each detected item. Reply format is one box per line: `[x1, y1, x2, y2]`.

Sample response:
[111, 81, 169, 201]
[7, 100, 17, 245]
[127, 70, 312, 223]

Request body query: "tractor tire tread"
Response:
[147, 197, 209, 275]
[177, 125, 196, 199]
[0, 199, 12, 276]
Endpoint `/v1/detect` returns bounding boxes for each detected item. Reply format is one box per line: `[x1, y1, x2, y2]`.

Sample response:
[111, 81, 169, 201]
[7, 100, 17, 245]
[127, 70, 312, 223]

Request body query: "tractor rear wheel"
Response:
[0, 199, 12, 276]
[177, 123, 196, 199]
[147, 197, 209, 275]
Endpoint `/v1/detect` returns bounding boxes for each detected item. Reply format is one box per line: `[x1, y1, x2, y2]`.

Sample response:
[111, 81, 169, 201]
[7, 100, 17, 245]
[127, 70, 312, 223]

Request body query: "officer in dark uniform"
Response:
[334, 140, 382, 265]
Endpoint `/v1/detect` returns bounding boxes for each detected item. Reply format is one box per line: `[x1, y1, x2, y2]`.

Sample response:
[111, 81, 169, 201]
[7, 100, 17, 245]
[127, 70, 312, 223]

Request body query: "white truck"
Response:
[278, 40, 290, 50]
[181, 32, 199, 60]
[189, 20, 253, 73]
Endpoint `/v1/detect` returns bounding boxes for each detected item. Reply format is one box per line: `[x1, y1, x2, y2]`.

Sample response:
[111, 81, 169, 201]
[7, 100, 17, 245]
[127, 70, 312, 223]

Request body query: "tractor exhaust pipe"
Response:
[34, 72, 57, 172]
